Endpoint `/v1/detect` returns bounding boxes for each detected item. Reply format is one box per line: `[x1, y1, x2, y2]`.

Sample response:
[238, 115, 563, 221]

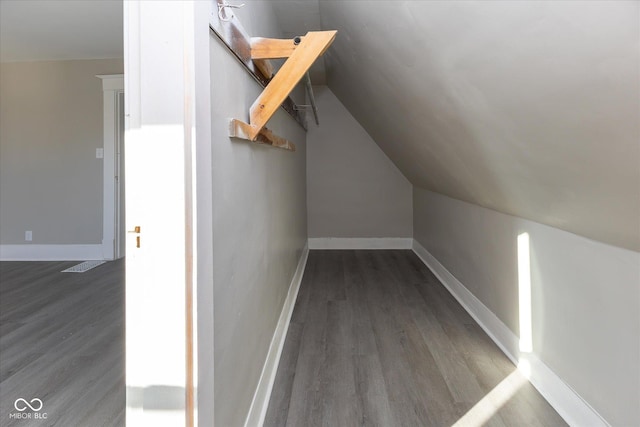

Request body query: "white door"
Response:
[123, 1, 196, 425]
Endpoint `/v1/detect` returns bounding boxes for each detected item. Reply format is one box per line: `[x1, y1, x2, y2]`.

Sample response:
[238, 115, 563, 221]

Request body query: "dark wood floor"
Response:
[0, 259, 125, 426]
[0, 252, 567, 426]
[265, 250, 567, 427]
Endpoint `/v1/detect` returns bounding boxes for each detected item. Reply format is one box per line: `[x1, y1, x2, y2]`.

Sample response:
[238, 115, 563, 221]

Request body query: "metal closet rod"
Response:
[304, 73, 320, 126]
[295, 73, 320, 126]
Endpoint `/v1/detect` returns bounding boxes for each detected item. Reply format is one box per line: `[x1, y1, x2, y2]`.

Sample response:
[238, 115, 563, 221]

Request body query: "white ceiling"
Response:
[0, 0, 123, 62]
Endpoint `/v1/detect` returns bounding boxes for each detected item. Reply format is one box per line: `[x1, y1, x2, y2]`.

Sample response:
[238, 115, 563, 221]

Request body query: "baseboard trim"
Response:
[0, 244, 104, 261]
[244, 243, 310, 427]
[411, 240, 519, 361]
[521, 352, 610, 427]
[308, 237, 412, 250]
[412, 239, 609, 427]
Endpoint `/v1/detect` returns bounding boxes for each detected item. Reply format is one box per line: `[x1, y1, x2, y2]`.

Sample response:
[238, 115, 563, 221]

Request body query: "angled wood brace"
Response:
[229, 30, 337, 151]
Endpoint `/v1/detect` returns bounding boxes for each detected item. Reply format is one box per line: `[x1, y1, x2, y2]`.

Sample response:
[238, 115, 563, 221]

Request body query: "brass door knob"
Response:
[128, 226, 141, 247]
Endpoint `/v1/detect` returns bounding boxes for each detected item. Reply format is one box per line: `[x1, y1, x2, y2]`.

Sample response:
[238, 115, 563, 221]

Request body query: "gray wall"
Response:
[0, 59, 123, 245]
[307, 86, 412, 238]
[207, 4, 308, 425]
[413, 187, 640, 426]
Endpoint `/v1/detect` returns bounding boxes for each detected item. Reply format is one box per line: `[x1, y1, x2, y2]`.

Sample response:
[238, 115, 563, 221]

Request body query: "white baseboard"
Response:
[308, 237, 412, 250]
[412, 239, 609, 427]
[411, 240, 519, 361]
[0, 244, 104, 261]
[521, 352, 610, 427]
[244, 243, 310, 427]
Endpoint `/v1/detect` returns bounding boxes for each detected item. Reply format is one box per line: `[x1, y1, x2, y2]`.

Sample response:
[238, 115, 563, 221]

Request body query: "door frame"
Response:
[98, 74, 125, 260]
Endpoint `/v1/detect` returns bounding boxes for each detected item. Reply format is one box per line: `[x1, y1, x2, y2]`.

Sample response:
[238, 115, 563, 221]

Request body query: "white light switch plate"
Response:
[96, 148, 104, 159]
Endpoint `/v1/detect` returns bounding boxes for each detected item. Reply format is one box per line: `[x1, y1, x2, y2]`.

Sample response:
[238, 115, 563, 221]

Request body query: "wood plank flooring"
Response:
[0, 259, 125, 426]
[265, 250, 567, 427]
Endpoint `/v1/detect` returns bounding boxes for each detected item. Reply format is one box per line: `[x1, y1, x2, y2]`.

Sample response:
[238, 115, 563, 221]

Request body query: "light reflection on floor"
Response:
[451, 369, 527, 427]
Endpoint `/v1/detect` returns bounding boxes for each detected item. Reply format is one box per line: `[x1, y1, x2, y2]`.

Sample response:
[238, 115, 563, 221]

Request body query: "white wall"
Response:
[0, 59, 123, 254]
[307, 86, 412, 239]
[413, 187, 640, 427]
[206, 3, 308, 426]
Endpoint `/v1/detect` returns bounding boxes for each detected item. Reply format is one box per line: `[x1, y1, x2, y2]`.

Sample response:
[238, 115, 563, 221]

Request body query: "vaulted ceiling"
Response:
[2, 0, 638, 251]
[290, 0, 640, 251]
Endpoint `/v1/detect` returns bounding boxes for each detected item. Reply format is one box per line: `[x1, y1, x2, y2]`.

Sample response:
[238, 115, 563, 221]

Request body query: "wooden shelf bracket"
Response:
[228, 30, 337, 151]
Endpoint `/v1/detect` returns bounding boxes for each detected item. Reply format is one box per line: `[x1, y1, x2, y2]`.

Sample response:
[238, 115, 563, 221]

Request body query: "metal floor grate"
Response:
[61, 260, 107, 273]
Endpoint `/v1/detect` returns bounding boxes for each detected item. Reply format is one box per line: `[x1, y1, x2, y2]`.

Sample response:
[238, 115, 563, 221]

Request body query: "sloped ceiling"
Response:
[312, 0, 639, 251]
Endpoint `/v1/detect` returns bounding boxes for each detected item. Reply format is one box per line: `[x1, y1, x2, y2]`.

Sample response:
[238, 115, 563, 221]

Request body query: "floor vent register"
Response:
[62, 260, 107, 273]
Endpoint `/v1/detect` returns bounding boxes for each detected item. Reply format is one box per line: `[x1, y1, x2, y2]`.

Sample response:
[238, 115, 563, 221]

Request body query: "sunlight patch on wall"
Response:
[517, 232, 533, 354]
